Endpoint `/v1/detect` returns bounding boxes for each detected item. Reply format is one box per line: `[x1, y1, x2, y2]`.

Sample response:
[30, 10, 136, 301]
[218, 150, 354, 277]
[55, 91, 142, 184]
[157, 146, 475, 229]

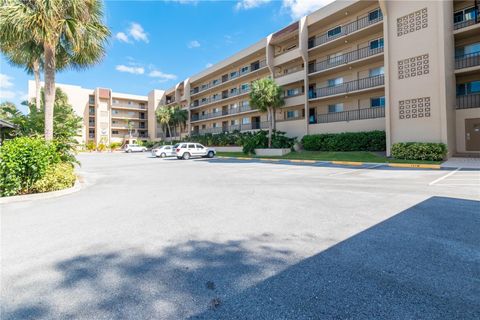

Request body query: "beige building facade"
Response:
[29, 0, 480, 155]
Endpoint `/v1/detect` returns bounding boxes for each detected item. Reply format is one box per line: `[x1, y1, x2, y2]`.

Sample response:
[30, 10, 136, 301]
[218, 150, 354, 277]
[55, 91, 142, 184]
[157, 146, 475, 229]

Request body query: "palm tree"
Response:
[171, 106, 188, 138]
[0, 0, 110, 141]
[249, 78, 285, 148]
[156, 106, 174, 142]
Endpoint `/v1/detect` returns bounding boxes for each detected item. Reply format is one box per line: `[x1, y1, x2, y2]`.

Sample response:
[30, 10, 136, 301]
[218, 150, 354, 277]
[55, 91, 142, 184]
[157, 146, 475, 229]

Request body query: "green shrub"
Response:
[86, 141, 96, 151]
[109, 142, 122, 151]
[302, 131, 386, 152]
[30, 162, 76, 193]
[97, 143, 106, 152]
[0, 137, 59, 196]
[391, 142, 447, 161]
[143, 140, 157, 148]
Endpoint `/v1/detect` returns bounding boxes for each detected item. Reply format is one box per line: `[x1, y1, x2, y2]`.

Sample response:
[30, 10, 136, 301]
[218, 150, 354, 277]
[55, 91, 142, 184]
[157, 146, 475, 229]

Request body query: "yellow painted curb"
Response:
[331, 161, 364, 166]
[237, 157, 253, 160]
[388, 163, 441, 169]
[288, 159, 317, 163]
[259, 158, 281, 162]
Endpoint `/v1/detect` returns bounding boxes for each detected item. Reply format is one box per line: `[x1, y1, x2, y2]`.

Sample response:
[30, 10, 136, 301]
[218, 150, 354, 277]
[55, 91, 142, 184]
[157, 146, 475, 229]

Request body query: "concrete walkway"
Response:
[442, 157, 480, 169]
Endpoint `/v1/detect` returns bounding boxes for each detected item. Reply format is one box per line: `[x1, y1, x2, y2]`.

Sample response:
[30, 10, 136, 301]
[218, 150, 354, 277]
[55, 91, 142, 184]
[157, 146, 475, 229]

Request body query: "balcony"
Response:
[454, 6, 480, 30]
[191, 104, 254, 122]
[190, 87, 250, 109]
[190, 60, 267, 97]
[456, 94, 480, 109]
[309, 46, 384, 75]
[309, 9, 383, 50]
[111, 103, 147, 110]
[455, 51, 480, 70]
[309, 74, 385, 100]
[275, 67, 305, 86]
[316, 106, 385, 124]
[192, 122, 269, 135]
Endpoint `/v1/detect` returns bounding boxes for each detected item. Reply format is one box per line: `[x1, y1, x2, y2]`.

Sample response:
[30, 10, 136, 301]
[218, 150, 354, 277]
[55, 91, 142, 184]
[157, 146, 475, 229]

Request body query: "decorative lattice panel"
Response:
[397, 8, 428, 37]
[398, 54, 429, 79]
[398, 97, 431, 120]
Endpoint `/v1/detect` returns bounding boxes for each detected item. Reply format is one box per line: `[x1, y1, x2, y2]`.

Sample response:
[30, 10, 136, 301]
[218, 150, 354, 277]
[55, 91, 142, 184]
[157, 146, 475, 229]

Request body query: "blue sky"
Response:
[0, 0, 332, 112]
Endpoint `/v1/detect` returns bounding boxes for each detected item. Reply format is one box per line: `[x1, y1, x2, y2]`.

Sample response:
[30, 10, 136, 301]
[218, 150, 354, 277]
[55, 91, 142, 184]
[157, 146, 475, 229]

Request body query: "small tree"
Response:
[156, 106, 174, 141]
[171, 106, 188, 138]
[249, 78, 285, 148]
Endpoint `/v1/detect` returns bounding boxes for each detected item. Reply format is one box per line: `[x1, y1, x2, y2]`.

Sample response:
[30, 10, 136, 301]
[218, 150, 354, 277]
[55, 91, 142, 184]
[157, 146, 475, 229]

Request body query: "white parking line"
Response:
[429, 168, 461, 186]
[328, 164, 384, 176]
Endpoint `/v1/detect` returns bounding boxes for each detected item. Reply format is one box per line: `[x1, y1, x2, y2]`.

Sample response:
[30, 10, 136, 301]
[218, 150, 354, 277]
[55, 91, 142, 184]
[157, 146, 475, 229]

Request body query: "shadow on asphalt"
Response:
[4, 197, 479, 319]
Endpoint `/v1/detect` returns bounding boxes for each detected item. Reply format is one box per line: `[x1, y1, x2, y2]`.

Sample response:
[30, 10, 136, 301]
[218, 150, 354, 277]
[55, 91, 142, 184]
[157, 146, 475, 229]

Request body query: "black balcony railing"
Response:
[309, 9, 383, 49]
[317, 106, 385, 124]
[190, 87, 250, 108]
[455, 51, 480, 69]
[309, 74, 384, 99]
[457, 94, 480, 109]
[192, 122, 269, 135]
[191, 105, 253, 122]
[191, 60, 267, 96]
[309, 45, 384, 74]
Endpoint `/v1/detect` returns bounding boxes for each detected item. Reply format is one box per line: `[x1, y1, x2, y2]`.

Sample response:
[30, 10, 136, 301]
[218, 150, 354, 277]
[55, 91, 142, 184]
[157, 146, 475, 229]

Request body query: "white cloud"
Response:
[235, 0, 271, 10]
[148, 70, 177, 82]
[187, 40, 201, 49]
[129, 22, 149, 43]
[0, 73, 14, 89]
[170, 0, 198, 4]
[115, 32, 131, 43]
[0, 90, 16, 100]
[115, 65, 145, 74]
[205, 63, 213, 68]
[282, 0, 335, 19]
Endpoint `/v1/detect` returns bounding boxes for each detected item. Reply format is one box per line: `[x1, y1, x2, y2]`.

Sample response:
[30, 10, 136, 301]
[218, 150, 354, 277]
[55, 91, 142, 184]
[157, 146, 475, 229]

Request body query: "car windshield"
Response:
[173, 144, 180, 148]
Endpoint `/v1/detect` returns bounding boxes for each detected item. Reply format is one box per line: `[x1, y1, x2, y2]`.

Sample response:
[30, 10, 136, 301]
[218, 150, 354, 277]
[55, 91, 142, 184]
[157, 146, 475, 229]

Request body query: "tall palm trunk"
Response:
[33, 59, 41, 110]
[43, 44, 56, 141]
[167, 124, 172, 142]
[268, 108, 273, 148]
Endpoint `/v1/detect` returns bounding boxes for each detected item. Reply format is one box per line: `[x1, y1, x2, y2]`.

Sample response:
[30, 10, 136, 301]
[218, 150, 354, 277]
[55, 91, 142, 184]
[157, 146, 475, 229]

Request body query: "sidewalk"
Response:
[442, 157, 480, 169]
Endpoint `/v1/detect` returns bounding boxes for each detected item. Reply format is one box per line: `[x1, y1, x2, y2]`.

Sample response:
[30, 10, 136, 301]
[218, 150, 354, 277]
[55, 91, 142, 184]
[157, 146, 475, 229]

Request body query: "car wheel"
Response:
[183, 152, 191, 160]
[127, 149, 132, 153]
[160, 152, 166, 158]
[207, 151, 214, 158]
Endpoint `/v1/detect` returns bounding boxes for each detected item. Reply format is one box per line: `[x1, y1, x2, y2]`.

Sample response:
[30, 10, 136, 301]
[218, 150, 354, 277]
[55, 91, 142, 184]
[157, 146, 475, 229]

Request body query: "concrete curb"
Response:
[0, 175, 84, 204]
[215, 156, 442, 169]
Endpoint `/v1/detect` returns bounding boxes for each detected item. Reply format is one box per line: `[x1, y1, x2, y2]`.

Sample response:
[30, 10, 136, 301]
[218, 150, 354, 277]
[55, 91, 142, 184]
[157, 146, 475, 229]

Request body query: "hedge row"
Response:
[301, 131, 386, 152]
[391, 142, 447, 161]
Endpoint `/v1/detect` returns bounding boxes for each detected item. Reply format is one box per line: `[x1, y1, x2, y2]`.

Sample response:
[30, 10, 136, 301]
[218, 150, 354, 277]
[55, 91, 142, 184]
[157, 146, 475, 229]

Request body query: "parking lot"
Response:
[2, 152, 479, 319]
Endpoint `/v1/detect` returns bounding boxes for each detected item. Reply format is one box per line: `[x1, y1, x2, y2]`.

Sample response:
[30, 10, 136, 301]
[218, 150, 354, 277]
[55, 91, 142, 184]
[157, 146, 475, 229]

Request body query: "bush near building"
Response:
[30, 162, 76, 193]
[302, 131, 386, 152]
[391, 142, 447, 161]
[0, 136, 76, 197]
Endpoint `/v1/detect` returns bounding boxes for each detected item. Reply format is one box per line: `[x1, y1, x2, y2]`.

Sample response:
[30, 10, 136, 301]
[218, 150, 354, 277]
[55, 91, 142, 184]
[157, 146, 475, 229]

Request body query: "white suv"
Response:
[124, 144, 147, 153]
[175, 143, 216, 160]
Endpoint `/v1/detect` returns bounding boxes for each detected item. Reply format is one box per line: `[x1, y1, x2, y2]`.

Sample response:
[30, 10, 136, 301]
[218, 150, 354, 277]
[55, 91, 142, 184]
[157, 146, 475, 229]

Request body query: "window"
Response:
[328, 52, 343, 64]
[89, 107, 95, 115]
[188, 144, 195, 149]
[241, 83, 249, 91]
[328, 103, 344, 113]
[112, 99, 118, 104]
[231, 119, 239, 125]
[112, 130, 119, 135]
[328, 77, 343, 87]
[212, 123, 218, 128]
[230, 71, 238, 78]
[455, 42, 480, 58]
[371, 96, 385, 107]
[89, 96, 95, 105]
[286, 110, 300, 119]
[230, 87, 238, 95]
[212, 79, 219, 86]
[308, 36, 315, 48]
[457, 81, 480, 96]
[112, 110, 119, 115]
[368, 8, 381, 21]
[241, 66, 249, 73]
[201, 84, 208, 90]
[213, 94, 220, 100]
[213, 108, 219, 113]
[89, 128, 95, 138]
[242, 117, 250, 124]
[128, 101, 132, 105]
[369, 66, 384, 77]
[201, 125, 206, 130]
[369, 38, 384, 50]
[327, 26, 342, 38]
[196, 144, 204, 149]
[287, 88, 300, 97]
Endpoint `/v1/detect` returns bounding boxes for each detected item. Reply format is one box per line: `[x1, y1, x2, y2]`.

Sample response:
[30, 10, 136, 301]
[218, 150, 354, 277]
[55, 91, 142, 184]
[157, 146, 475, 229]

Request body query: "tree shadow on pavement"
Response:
[3, 197, 479, 319]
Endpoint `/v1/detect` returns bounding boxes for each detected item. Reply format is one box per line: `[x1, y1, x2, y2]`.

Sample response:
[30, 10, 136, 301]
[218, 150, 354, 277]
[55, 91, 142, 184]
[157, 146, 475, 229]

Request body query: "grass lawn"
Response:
[216, 151, 442, 164]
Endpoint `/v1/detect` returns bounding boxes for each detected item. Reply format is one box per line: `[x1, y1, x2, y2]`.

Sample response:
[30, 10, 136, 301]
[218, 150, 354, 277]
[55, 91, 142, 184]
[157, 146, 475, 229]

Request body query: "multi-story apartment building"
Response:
[28, 0, 480, 156]
[154, 0, 479, 156]
[27, 82, 156, 145]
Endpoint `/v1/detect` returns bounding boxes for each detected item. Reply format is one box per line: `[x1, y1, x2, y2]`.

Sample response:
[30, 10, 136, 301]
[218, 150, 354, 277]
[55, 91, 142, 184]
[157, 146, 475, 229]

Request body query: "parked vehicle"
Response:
[152, 145, 176, 158]
[175, 143, 216, 160]
[124, 144, 147, 153]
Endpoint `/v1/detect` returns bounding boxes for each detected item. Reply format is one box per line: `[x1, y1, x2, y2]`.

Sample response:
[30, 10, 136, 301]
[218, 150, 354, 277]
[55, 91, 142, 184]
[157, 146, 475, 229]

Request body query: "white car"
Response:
[175, 143, 216, 160]
[152, 145, 176, 158]
[124, 144, 147, 153]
